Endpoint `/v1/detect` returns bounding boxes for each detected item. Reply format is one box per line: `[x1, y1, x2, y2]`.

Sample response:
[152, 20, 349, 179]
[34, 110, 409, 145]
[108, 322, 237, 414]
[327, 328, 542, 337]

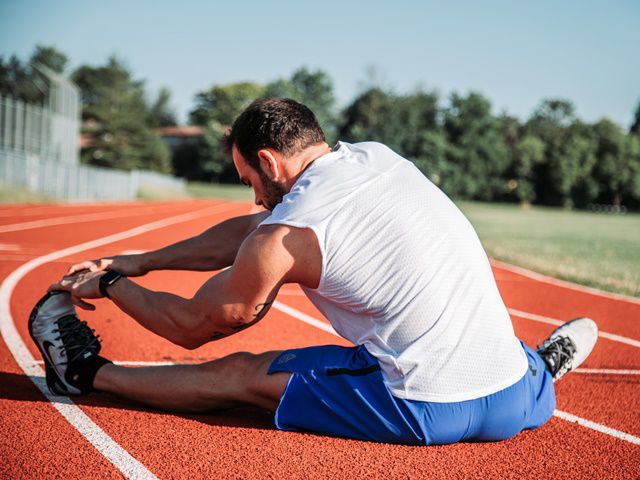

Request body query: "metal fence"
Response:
[0, 94, 80, 166]
[0, 149, 185, 201]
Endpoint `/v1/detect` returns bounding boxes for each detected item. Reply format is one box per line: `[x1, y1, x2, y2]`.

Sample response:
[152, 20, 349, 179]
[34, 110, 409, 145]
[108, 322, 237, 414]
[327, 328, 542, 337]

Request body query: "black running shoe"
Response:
[28, 291, 106, 395]
[536, 317, 598, 382]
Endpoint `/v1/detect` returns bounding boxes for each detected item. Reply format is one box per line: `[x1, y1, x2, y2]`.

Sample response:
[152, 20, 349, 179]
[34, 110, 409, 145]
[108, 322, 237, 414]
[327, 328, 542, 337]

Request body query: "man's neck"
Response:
[282, 142, 333, 190]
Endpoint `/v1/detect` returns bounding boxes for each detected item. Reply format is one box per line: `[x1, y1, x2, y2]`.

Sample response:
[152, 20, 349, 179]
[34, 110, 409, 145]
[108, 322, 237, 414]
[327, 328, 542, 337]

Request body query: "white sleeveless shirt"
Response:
[260, 141, 528, 402]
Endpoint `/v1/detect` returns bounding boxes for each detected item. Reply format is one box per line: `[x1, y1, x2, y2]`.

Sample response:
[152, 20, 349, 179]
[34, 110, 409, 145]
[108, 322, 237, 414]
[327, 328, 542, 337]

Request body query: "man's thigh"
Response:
[197, 350, 291, 411]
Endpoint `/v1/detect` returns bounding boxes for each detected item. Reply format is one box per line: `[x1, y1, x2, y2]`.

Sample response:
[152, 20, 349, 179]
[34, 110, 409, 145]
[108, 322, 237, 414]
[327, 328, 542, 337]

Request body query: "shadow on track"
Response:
[0, 370, 276, 431]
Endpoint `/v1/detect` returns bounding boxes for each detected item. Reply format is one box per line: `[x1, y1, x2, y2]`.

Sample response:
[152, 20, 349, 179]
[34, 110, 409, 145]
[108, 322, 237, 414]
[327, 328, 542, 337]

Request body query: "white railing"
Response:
[0, 149, 185, 201]
[0, 95, 79, 165]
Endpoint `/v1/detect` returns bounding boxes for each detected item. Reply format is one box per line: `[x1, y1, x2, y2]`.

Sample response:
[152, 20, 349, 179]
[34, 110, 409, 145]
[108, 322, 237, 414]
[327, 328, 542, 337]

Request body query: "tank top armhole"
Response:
[257, 218, 327, 292]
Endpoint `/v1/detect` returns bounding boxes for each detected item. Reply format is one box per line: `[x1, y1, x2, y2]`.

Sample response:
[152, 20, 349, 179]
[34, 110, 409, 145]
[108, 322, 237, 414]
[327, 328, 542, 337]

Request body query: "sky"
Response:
[1, 0, 639, 127]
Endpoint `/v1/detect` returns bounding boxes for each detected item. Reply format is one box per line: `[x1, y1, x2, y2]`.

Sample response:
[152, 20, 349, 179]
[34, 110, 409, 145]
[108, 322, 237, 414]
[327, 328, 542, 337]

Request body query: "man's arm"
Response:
[67, 211, 270, 277]
[54, 223, 321, 349]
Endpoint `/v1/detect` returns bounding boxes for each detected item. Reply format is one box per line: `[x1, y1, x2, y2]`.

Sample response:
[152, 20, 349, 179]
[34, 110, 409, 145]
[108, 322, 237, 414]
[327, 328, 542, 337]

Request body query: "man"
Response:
[30, 98, 598, 445]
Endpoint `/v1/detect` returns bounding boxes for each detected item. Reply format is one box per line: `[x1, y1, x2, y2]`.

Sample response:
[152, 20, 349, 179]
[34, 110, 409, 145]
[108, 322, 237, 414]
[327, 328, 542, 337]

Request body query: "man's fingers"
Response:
[48, 280, 68, 292]
[72, 295, 96, 311]
[67, 260, 96, 275]
[48, 274, 78, 292]
[67, 258, 114, 276]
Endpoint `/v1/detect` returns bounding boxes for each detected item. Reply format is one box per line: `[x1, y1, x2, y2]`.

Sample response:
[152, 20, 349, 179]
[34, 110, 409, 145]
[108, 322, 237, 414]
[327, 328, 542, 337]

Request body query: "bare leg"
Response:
[93, 351, 291, 412]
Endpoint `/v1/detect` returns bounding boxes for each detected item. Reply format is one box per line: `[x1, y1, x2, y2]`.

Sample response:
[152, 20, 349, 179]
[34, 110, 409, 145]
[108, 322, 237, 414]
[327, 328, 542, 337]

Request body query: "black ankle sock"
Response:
[66, 355, 112, 394]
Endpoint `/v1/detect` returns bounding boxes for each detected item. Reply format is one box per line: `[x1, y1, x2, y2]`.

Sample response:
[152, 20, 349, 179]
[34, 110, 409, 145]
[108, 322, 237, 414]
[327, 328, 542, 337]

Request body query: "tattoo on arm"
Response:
[253, 301, 273, 321]
[210, 300, 274, 340]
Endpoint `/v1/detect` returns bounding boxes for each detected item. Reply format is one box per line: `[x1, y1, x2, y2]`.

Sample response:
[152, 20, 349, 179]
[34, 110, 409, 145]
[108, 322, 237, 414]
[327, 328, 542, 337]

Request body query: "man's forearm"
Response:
[140, 211, 269, 273]
[106, 277, 234, 349]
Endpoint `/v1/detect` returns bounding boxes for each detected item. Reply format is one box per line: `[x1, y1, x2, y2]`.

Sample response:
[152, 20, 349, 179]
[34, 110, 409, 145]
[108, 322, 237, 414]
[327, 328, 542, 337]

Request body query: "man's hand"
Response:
[67, 254, 147, 277]
[48, 270, 107, 311]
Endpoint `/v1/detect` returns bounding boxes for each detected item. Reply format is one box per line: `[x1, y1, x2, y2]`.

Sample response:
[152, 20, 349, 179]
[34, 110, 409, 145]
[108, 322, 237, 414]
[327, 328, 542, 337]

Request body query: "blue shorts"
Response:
[268, 341, 555, 445]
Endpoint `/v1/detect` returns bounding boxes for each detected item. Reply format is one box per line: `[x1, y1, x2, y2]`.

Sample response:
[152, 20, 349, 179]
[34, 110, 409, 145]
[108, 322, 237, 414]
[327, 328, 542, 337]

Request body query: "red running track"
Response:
[1, 200, 638, 479]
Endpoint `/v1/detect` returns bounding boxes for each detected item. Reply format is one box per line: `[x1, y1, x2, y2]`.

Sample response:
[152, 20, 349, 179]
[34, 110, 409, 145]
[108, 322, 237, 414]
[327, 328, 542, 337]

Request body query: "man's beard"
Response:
[258, 169, 287, 211]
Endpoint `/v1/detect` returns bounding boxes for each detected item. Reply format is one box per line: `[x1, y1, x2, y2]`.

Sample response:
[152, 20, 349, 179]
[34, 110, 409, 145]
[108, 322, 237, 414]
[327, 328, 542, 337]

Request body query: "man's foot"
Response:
[536, 317, 598, 381]
[28, 291, 110, 395]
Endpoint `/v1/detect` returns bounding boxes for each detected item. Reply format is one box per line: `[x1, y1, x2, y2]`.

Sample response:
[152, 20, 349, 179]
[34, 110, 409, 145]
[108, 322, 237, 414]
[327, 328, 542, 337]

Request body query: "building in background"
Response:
[158, 125, 204, 151]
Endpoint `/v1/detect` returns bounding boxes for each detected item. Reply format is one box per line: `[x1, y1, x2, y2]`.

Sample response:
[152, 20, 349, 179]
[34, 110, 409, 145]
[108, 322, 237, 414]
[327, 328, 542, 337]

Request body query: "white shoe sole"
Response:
[547, 317, 599, 377]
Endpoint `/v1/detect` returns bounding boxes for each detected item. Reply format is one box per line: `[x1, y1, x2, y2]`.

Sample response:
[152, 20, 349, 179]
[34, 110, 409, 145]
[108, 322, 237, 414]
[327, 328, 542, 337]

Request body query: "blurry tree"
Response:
[525, 98, 577, 206]
[189, 82, 264, 126]
[592, 119, 640, 207]
[511, 134, 545, 204]
[339, 87, 447, 184]
[551, 121, 598, 208]
[265, 67, 337, 142]
[0, 46, 70, 104]
[622, 135, 640, 209]
[0, 54, 43, 103]
[147, 87, 177, 127]
[391, 91, 447, 185]
[631, 101, 640, 136]
[442, 92, 509, 200]
[172, 121, 237, 182]
[186, 82, 264, 182]
[72, 56, 171, 173]
[339, 87, 393, 143]
[30, 45, 68, 74]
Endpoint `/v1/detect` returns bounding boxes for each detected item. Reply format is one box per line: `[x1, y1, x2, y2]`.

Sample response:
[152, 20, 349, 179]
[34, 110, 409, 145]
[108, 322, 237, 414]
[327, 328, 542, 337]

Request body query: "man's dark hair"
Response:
[222, 98, 325, 170]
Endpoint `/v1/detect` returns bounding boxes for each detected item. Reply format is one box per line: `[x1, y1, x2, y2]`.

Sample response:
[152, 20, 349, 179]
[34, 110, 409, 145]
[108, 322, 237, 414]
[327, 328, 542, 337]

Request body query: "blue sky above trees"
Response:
[1, 0, 638, 127]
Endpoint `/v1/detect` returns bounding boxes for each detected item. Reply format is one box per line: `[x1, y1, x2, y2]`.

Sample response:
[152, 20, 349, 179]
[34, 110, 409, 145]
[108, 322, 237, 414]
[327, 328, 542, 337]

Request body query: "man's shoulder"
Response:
[252, 223, 318, 249]
[243, 223, 321, 288]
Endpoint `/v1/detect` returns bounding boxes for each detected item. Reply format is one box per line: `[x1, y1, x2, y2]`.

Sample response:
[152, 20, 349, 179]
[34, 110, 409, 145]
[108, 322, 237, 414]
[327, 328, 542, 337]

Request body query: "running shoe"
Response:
[28, 291, 104, 395]
[536, 317, 598, 381]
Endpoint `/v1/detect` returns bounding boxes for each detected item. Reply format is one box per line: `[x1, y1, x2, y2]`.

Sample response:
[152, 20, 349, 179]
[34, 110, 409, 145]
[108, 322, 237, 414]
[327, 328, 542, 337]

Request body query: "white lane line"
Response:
[508, 308, 640, 349]
[491, 259, 640, 305]
[34, 360, 177, 367]
[272, 301, 640, 446]
[0, 202, 237, 480]
[0, 204, 187, 233]
[574, 368, 640, 375]
[0, 202, 139, 218]
[0, 255, 46, 262]
[553, 410, 640, 445]
[273, 301, 337, 335]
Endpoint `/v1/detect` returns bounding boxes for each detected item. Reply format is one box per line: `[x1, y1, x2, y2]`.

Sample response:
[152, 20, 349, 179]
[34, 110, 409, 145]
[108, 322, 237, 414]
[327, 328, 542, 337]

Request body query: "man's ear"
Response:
[257, 149, 280, 179]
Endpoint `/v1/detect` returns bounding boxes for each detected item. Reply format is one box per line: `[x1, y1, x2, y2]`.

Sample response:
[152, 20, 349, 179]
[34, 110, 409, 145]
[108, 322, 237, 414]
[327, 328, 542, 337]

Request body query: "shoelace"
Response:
[538, 336, 576, 377]
[52, 315, 101, 364]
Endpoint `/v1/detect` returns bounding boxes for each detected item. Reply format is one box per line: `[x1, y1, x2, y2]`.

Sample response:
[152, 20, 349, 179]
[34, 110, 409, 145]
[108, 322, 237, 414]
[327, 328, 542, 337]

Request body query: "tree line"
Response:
[2, 45, 639, 209]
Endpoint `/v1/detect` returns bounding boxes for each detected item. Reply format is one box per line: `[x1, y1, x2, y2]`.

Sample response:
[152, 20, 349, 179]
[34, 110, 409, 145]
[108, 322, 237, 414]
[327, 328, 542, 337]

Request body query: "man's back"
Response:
[261, 141, 528, 402]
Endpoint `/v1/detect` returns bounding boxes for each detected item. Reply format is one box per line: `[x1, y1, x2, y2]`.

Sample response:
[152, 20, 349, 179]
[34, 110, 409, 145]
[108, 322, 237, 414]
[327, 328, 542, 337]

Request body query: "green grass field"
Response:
[2, 182, 638, 297]
[458, 201, 640, 297]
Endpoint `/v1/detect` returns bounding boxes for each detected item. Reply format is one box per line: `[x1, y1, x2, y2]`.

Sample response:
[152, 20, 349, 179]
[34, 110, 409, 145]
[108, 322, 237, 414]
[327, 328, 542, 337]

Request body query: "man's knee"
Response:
[214, 350, 276, 376]
[196, 351, 287, 408]
[197, 351, 257, 383]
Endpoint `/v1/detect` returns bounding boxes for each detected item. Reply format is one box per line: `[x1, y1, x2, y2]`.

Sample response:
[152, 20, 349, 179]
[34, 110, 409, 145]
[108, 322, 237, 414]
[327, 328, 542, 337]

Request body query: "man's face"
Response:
[232, 146, 287, 211]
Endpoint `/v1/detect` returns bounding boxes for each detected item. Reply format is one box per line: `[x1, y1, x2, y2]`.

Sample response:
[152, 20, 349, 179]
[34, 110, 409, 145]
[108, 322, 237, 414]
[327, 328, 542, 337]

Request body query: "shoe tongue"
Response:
[57, 315, 101, 356]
